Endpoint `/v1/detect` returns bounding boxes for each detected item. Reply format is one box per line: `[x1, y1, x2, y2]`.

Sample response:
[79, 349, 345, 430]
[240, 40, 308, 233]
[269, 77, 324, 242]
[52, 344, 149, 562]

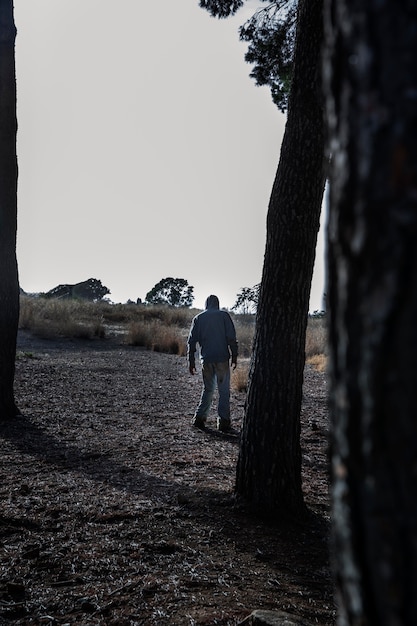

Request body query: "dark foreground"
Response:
[0, 332, 335, 625]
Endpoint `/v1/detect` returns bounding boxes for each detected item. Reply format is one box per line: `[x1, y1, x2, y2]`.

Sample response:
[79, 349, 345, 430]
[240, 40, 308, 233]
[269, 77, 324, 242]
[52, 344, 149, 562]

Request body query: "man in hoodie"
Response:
[187, 295, 238, 431]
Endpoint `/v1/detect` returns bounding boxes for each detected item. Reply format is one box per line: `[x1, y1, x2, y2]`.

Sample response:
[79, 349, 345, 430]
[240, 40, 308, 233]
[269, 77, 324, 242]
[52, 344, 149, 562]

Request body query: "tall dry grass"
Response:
[19, 297, 105, 340]
[232, 361, 251, 393]
[19, 296, 197, 352]
[230, 315, 328, 390]
[234, 314, 255, 358]
[19, 297, 327, 384]
[305, 316, 328, 373]
[126, 320, 188, 356]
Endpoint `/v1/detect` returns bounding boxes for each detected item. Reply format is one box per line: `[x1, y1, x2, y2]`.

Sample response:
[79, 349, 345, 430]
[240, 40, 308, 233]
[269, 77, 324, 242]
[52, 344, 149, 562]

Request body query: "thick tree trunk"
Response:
[0, 1, 19, 420]
[235, 0, 326, 517]
[324, 1, 417, 624]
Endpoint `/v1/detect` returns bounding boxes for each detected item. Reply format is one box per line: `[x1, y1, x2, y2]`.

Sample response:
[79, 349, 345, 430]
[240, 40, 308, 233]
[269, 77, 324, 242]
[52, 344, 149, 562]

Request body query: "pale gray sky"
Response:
[14, 0, 325, 310]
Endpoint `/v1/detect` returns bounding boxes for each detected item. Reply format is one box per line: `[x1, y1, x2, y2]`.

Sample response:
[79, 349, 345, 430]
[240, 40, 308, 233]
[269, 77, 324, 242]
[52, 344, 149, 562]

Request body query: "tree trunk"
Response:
[0, 1, 19, 420]
[235, 0, 326, 517]
[324, 1, 417, 623]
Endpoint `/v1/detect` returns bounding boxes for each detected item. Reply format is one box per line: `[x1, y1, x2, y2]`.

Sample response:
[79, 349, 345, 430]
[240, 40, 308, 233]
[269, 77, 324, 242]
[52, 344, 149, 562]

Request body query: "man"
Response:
[187, 295, 238, 431]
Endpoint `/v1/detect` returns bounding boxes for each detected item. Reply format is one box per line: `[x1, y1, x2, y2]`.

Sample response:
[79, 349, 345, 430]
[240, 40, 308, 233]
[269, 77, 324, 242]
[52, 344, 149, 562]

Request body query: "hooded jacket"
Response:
[187, 295, 238, 365]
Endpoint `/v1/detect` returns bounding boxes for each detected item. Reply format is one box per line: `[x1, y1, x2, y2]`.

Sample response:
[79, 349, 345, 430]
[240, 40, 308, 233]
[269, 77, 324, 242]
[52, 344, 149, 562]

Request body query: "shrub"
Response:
[125, 320, 187, 356]
[125, 321, 155, 348]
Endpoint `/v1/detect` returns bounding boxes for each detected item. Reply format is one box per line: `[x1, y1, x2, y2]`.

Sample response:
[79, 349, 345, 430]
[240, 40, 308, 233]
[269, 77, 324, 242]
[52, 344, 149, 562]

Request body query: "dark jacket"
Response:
[187, 295, 238, 365]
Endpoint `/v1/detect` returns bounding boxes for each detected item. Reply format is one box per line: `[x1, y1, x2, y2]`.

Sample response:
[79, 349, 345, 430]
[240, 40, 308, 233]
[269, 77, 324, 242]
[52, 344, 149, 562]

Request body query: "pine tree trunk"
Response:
[324, 1, 417, 623]
[0, 1, 19, 420]
[235, 0, 326, 517]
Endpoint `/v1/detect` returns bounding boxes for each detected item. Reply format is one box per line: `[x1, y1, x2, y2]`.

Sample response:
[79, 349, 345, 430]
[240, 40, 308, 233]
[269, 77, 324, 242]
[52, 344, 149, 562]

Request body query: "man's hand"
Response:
[231, 357, 237, 371]
[189, 363, 196, 375]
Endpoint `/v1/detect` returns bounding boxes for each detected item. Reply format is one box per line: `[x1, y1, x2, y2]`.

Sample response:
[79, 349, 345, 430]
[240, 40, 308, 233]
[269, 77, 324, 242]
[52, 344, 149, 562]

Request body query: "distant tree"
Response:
[232, 285, 259, 314]
[72, 278, 110, 301]
[0, 1, 19, 420]
[45, 278, 110, 302]
[44, 285, 72, 299]
[324, 0, 417, 622]
[145, 277, 194, 307]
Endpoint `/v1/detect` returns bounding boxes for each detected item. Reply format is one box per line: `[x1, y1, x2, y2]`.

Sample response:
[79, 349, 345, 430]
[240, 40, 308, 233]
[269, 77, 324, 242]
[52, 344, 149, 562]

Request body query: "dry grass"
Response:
[19, 297, 105, 340]
[19, 297, 196, 344]
[234, 315, 255, 358]
[232, 361, 251, 393]
[230, 315, 328, 390]
[305, 316, 328, 372]
[19, 297, 327, 382]
[126, 320, 187, 356]
[305, 316, 327, 359]
[307, 353, 327, 373]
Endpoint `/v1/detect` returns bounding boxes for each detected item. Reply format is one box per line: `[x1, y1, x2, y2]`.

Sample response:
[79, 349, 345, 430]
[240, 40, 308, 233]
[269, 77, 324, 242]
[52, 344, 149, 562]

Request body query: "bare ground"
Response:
[0, 331, 335, 625]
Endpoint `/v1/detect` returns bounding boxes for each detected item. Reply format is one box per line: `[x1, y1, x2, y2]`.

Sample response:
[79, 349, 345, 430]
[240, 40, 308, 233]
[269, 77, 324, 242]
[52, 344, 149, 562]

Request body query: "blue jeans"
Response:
[195, 361, 230, 421]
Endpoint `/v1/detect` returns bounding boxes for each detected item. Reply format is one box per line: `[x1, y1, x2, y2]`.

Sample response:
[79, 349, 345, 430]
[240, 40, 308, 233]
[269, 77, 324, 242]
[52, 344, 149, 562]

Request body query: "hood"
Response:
[205, 294, 220, 310]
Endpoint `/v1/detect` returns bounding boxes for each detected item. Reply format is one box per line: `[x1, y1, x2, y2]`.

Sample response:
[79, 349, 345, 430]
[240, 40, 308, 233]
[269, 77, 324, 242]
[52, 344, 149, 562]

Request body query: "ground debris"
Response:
[0, 331, 335, 625]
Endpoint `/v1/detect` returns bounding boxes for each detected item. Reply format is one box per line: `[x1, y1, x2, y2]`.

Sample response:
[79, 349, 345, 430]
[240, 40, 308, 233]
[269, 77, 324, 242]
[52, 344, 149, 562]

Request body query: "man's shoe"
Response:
[192, 417, 206, 429]
[218, 418, 231, 432]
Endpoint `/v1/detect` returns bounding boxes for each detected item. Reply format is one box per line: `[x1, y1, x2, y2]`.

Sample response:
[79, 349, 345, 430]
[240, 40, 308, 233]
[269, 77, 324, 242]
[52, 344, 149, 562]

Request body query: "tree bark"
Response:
[0, 0, 19, 420]
[235, 0, 326, 517]
[324, 1, 417, 623]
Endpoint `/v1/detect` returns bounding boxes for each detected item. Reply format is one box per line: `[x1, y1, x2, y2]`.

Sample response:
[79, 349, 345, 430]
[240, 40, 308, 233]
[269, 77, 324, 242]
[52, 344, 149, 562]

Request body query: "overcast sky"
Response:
[14, 0, 325, 310]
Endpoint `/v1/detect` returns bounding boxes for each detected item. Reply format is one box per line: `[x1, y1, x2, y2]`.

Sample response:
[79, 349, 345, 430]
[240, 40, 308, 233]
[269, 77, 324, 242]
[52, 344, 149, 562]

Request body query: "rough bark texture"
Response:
[235, 0, 326, 517]
[0, 1, 19, 420]
[324, 1, 417, 624]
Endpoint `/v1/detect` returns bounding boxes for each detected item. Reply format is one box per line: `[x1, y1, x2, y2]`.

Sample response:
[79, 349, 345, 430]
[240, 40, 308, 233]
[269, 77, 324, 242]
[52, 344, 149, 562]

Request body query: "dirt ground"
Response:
[0, 331, 335, 625]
